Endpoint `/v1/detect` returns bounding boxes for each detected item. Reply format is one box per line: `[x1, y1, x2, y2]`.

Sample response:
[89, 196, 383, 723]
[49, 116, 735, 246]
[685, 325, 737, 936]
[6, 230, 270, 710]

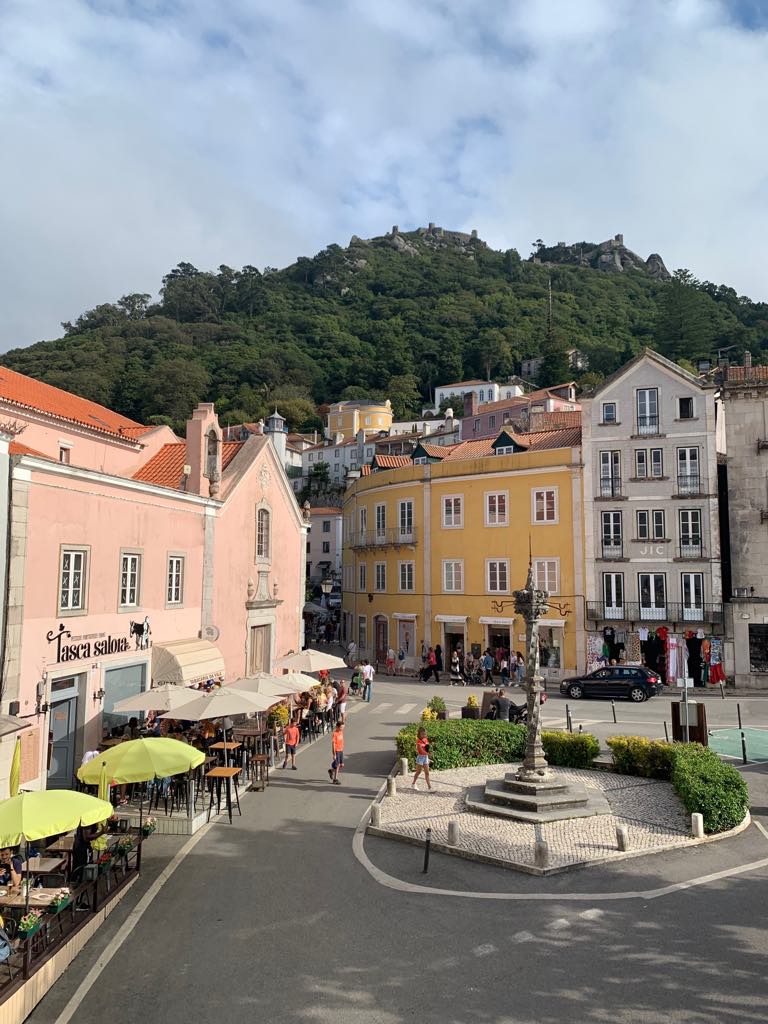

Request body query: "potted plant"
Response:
[462, 693, 480, 719]
[267, 703, 290, 732]
[19, 910, 42, 938]
[97, 852, 113, 875]
[428, 695, 447, 721]
[116, 837, 134, 858]
[420, 707, 437, 721]
[49, 889, 71, 914]
[141, 816, 157, 837]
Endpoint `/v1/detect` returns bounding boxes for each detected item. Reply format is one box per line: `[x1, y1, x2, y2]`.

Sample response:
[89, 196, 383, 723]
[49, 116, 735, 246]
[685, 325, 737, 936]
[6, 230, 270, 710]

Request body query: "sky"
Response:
[1, 0, 767, 351]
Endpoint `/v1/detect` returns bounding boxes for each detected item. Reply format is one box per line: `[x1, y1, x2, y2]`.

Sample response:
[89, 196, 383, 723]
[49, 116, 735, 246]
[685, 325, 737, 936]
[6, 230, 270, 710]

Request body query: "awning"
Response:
[392, 613, 418, 620]
[479, 616, 515, 625]
[0, 716, 31, 739]
[152, 639, 225, 686]
[434, 615, 468, 624]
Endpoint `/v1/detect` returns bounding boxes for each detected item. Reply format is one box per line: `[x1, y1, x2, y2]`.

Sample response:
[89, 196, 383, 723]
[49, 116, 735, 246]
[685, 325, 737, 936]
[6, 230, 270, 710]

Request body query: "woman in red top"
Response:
[411, 726, 432, 791]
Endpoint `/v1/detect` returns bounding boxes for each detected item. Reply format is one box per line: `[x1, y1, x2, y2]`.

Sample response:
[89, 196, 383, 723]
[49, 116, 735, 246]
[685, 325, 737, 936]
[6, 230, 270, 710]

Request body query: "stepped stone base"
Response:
[465, 770, 610, 824]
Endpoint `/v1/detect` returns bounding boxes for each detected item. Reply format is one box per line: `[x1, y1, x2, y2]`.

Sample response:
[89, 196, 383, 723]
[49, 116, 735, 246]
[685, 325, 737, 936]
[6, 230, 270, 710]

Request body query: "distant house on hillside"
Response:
[521, 349, 587, 382]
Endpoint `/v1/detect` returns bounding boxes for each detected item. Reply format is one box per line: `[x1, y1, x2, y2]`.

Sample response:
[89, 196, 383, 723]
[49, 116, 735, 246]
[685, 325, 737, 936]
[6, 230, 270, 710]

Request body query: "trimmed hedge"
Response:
[607, 736, 748, 834]
[396, 720, 598, 771]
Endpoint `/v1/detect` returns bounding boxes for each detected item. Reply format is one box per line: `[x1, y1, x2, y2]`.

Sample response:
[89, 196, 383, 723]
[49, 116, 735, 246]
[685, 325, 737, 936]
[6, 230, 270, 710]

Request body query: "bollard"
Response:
[616, 825, 630, 851]
[719, 682, 726, 700]
[565, 705, 572, 733]
[691, 812, 704, 839]
[447, 820, 460, 846]
[741, 730, 748, 765]
[423, 827, 432, 873]
[663, 721, 669, 743]
[386, 776, 397, 797]
[737, 703, 743, 730]
[370, 803, 381, 827]
[611, 700, 617, 724]
[534, 840, 549, 869]
[400, 757, 410, 779]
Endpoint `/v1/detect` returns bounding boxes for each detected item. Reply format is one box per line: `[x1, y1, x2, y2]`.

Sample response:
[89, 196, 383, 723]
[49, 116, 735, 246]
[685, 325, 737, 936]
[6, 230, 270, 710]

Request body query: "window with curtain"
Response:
[256, 508, 271, 559]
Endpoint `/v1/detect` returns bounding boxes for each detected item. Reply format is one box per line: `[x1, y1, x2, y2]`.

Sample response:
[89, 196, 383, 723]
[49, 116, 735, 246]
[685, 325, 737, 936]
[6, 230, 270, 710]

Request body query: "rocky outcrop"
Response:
[533, 235, 670, 280]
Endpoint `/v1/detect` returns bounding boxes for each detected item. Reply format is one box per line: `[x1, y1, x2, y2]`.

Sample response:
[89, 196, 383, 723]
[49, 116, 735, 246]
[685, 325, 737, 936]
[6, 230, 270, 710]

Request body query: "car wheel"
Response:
[629, 686, 647, 703]
[568, 684, 584, 699]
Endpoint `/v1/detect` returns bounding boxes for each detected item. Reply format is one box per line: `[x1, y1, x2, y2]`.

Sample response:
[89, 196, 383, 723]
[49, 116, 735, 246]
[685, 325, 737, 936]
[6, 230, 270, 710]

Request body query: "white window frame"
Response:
[485, 491, 509, 527]
[486, 558, 509, 594]
[681, 572, 704, 619]
[443, 560, 464, 593]
[638, 572, 666, 618]
[119, 550, 142, 609]
[635, 449, 648, 479]
[532, 487, 558, 524]
[650, 448, 664, 478]
[359, 562, 367, 592]
[374, 562, 386, 592]
[398, 499, 414, 541]
[59, 545, 89, 616]
[442, 494, 463, 529]
[533, 558, 559, 595]
[398, 561, 415, 592]
[375, 502, 386, 540]
[603, 572, 624, 618]
[652, 509, 666, 539]
[166, 554, 185, 606]
[255, 506, 272, 561]
[601, 402, 617, 424]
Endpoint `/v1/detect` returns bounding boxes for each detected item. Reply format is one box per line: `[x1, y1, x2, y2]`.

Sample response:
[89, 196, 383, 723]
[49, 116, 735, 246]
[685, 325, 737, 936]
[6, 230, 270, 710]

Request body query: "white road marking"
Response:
[548, 918, 571, 931]
[510, 930, 535, 943]
[396, 703, 418, 715]
[472, 943, 497, 956]
[56, 820, 215, 1023]
[372, 703, 393, 713]
[579, 908, 605, 921]
[754, 820, 768, 842]
[345, 703, 364, 714]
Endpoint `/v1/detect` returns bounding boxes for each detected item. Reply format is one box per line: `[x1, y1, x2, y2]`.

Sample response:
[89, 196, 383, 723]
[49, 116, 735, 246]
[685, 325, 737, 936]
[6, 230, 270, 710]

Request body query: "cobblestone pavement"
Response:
[375, 764, 694, 868]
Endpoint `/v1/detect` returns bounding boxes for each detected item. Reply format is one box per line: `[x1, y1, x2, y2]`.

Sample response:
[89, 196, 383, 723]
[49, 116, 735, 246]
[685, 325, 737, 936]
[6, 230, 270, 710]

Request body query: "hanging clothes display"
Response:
[708, 637, 725, 684]
[625, 631, 642, 665]
[586, 634, 604, 673]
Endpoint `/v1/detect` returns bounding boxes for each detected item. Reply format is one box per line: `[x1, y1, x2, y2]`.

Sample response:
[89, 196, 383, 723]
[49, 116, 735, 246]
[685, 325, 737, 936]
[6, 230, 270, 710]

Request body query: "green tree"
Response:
[141, 358, 210, 429]
[655, 269, 716, 361]
[470, 328, 512, 380]
[387, 373, 422, 419]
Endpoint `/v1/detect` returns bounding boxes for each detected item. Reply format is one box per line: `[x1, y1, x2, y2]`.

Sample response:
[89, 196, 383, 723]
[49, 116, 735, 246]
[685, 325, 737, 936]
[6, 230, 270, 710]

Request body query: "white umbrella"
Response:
[230, 673, 294, 699]
[280, 671, 325, 693]
[277, 649, 347, 673]
[113, 684, 197, 713]
[158, 687, 275, 720]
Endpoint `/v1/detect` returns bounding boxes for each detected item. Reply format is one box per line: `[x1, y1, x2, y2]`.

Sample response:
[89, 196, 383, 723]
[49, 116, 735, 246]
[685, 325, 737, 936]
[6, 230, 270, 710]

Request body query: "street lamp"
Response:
[320, 577, 333, 597]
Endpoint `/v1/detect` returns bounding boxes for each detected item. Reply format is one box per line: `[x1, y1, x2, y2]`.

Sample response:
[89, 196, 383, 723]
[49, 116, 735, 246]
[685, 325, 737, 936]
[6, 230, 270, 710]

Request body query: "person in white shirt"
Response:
[386, 646, 396, 676]
[361, 660, 375, 702]
[346, 640, 357, 667]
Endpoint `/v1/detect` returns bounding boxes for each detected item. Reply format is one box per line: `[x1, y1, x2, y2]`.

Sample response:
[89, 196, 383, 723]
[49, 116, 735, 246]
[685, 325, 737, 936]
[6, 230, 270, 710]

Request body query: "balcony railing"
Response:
[586, 601, 723, 624]
[678, 538, 704, 558]
[601, 537, 624, 559]
[636, 414, 660, 435]
[349, 527, 418, 549]
[676, 473, 701, 495]
[598, 474, 622, 498]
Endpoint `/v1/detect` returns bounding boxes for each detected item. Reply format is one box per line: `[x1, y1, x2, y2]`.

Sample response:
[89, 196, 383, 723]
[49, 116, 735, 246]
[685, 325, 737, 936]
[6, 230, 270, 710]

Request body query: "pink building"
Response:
[460, 383, 580, 440]
[0, 369, 306, 792]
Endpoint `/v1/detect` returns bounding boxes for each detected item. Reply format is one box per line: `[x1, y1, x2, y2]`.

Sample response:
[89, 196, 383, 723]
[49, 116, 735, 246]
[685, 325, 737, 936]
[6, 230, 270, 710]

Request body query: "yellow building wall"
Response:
[342, 449, 584, 677]
[329, 402, 393, 440]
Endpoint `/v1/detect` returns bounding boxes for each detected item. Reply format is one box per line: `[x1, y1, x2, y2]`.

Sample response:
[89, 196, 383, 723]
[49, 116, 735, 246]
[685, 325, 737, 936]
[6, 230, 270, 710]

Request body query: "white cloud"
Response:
[0, 0, 766, 350]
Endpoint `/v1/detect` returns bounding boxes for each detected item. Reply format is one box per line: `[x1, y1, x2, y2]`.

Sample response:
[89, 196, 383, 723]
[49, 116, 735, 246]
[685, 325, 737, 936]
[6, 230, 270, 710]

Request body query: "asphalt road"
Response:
[28, 676, 768, 1024]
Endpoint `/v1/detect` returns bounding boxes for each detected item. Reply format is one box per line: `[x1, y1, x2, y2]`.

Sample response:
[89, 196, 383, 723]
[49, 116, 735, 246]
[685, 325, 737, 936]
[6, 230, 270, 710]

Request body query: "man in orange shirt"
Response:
[281, 719, 300, 771]
[328, 721, 345, 785]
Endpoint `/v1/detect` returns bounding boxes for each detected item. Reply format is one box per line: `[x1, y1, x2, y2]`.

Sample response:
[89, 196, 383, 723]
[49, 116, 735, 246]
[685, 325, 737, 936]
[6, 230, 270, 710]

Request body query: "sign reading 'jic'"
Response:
[46, 623, 131, 664]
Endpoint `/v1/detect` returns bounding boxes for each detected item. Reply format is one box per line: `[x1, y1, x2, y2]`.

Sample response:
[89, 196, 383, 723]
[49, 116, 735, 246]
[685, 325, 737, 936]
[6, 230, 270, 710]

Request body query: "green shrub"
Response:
[607, 735, 676, 778]
[396, 720, 526, 770]
[427, 695, 447, 714]
[395, 720, 599, 771]
[542, 731, 599, 769]
[671, 743, 749, 834]
[606, 736, 749, 834]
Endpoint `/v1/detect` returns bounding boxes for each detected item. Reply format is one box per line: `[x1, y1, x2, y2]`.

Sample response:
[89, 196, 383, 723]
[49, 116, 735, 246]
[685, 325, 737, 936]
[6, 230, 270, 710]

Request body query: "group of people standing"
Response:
[416, 643, 527, 686]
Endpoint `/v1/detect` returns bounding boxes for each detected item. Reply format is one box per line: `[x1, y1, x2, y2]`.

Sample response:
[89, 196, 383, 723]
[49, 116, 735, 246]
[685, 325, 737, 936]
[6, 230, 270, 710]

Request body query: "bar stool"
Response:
[251, 754, 269, 792]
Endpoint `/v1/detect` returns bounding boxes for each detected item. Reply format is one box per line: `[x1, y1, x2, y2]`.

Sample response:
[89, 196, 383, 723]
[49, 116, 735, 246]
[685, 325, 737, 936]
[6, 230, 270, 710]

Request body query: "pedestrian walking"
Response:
[450, 650, 462, 685]
[482, 649, 494, 684]
[362, 659, 375, 702]
[424, 646, 440, 683]
[328, 721, 345, 784]
[411, 727, 432, 791]
[281, 719, 300, 770]
[346, 640, 357, 668]
[515, 651, 525, 685]
[500, 655, 510, 685]
[434, 643, 444, 674]
[336, 678, 348, 722]
[386, 646, 396, 676]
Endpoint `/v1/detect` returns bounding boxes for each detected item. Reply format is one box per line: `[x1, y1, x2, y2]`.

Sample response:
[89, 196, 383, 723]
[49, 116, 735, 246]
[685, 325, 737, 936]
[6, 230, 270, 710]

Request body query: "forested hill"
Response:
[2, 227, 767, 432]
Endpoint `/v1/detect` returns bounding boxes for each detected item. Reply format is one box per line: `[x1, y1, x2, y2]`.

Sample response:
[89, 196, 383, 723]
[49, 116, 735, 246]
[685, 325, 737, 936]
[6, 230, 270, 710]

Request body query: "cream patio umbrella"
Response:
[276, 649, 347, 673]
[159, 688, 277, 767]
[228, 674, 294, 700]
[112, 684, 199, 714]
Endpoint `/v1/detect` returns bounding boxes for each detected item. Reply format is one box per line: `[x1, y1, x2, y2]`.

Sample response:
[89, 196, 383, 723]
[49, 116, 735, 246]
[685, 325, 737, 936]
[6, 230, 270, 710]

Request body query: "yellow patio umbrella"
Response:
[77, 738, 204, 787]
[9, 737, 21, 798]
[97, 763, 111, 804]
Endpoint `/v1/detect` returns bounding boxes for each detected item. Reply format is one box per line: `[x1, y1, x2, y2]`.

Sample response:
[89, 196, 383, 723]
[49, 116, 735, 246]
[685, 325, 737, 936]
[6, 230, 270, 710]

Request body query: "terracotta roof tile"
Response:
[133, 442, 243, 490]
[9, 440, 50, 459]
[309, 506, 342, 515]
[373, 454, 412, 468]
[441, 438, 496, 460]
[724, 365, 768, 383]
[528, 411, 582, 432]
[0, 366, 144, 439]
[417, 442, 448, 458]
[360, 465, 372, 475]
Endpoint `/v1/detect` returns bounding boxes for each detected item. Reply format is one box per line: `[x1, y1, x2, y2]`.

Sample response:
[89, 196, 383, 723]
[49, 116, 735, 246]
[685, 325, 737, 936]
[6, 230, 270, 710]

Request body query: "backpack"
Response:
[0, 928, 12, 962]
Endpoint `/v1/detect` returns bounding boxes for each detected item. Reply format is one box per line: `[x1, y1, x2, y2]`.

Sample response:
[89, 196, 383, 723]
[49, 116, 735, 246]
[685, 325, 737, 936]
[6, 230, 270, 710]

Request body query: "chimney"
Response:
[744, 351, 752, 379]
[185, 403, 222, 497]
[265, 409, 287, 465]
[464, 392, 478, 418]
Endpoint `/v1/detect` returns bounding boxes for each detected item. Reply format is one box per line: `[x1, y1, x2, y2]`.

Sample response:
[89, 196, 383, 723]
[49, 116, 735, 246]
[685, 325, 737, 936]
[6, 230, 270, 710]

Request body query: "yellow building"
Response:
[341, 428, 585, 680]
[326, 400, 393, 440]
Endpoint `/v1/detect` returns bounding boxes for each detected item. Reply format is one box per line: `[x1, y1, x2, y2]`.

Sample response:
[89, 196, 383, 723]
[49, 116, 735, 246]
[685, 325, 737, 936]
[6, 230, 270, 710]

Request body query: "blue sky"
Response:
[1, 0, 767, 350]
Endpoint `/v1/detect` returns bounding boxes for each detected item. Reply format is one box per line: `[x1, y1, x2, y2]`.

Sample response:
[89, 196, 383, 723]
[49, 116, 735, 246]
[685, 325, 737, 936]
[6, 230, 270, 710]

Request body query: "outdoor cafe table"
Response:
[204, 767, 241, 824]
[0, 886, 62, 909]
[21, 856, 66, 876]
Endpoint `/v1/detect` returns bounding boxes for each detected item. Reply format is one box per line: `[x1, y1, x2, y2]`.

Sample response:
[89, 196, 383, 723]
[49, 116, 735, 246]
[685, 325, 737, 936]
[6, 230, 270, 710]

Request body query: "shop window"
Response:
[748, 625, 768, 673]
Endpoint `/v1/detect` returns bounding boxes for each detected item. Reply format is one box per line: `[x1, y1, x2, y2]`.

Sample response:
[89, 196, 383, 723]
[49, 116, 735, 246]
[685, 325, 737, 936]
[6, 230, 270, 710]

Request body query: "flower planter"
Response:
[436, 711, 447, 721]
[49, 898, 70, 914]
[19, 922, 41, 939]
[461, 707, 480, 719]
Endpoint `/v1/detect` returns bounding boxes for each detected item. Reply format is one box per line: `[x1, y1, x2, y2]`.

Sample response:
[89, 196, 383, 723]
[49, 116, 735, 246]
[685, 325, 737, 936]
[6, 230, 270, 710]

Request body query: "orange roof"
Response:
[524, 426, 582, 450]
[441, 438, 495, 460]
[724, 365, 768, 383]
[528, 410, 582, 432]
[439, 426, 581, 461]
[417, 442, 448, 458]
[0, 365, 144, 439]
[471, 386, 578, 416]
[309, 506, 342, 516]
[360, 465, 372, 476]
[374, 454, 411, 468]
[133, 442, 243, 490]
[9, 440, 49, 459]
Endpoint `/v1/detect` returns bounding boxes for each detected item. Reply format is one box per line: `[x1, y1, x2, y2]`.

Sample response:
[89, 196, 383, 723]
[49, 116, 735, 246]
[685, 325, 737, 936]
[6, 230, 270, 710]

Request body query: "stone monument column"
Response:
[514, 561, 552, 782]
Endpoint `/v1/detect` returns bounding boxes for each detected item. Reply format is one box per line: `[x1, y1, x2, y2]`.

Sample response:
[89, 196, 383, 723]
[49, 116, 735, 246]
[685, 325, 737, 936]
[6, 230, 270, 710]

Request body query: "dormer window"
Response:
[496, 446, 515, 455]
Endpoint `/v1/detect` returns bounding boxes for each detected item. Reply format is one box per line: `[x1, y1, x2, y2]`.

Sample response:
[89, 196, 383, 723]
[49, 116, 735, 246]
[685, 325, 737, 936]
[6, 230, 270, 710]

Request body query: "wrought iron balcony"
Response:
[598, 474, 622, 498]
[349, 527, 418, 550]
[586, 601, 723, 624]
[636, 414, 660, 435]
[678, 538, 704, 559]
[676, 473, 701, 496]
[601, 537, 624, 559]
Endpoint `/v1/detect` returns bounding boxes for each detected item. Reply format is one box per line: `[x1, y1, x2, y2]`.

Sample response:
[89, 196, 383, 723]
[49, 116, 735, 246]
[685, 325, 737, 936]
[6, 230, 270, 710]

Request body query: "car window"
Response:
[593, 669, 609, 679]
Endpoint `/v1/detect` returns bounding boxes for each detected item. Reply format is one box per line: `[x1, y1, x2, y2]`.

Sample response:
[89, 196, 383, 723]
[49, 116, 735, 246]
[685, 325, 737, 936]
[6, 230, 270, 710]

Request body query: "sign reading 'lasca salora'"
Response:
[46, 623, 131, 664]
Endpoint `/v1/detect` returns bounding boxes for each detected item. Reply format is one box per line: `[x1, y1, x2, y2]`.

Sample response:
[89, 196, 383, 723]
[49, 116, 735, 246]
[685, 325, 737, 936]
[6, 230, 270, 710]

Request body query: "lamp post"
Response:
[320, 576, 332, 610]
[513, 561, 552, 782]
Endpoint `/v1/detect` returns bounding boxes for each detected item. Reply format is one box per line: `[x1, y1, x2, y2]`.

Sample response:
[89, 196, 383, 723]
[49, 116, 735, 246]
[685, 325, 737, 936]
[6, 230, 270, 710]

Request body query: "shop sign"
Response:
[46, 623, 131, 665]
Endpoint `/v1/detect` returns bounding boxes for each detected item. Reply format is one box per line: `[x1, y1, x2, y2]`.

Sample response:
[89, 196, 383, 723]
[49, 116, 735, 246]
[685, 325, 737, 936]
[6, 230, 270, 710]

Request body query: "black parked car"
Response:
[559, 666, 663, 703]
